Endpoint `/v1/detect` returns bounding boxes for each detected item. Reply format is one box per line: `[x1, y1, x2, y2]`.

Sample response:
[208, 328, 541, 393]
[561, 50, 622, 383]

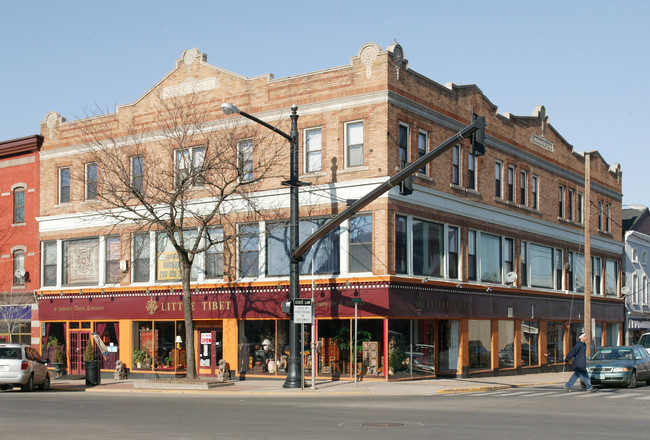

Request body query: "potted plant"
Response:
[84, 340, 99, 386]
[52, 341, 65, 378]
[133, 347, 146, 369]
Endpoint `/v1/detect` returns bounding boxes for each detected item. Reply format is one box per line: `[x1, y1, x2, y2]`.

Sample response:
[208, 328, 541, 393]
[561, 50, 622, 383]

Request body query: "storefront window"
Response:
[606, 323, 620, 346]
[96, 322, 119, 370]
[521, 321, 539, 367]
[438, 320, 459, 373]
[547, 321, 564, 364]
[594, 322, 603, 351]
[468, 320, 491, 371]
[498, 320, 514, 369]
[132, 321, 185, 371]
[238, 320, 289, 375]
[388, 319, 436, 379]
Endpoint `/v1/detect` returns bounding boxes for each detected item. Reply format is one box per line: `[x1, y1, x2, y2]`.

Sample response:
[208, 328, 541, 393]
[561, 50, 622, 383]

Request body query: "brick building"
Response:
[0, 135, 42, 344]
[35, 43, 623, 379]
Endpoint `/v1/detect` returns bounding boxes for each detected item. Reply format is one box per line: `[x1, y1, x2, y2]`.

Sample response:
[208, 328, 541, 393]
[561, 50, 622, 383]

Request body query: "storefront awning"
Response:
[628, 318, 650, 329]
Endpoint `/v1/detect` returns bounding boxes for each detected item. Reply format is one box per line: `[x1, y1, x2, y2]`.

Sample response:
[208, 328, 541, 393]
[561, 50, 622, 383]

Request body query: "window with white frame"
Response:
[346, 121, 364, 167]
[59, 167, 70, 204]
[507, 166, 515, 202]
[418, 131, 428, 174]
[528, 243, 554, 289]
[573, 252, 585, 293]
[592, 256, 602, 294]
[605, 259, 618, 296]
[567, 252, 574, 291]
[175, 146, 206, 187]
[304, 128, 322, 173]
[396, 215, 408, 275]
[452, 145, 460, 185]
[398, 123, 409, 167]
[644, 275, 648, 304]
[239, 223, 260, 278]
[495, 161, 502, 198]
[448, 226, 459, 279]
[63, 238, 99, 285]
[555, 249, 563, 290]
[633, 249, 639, 263]
[238, 139, 253, 181]
[131, 155, 144, 194]
[349, 214, 372, 273]
[13, 250, 25, 286]
[156, 230, 198, 281]
[42, 241, 57, 287]
[520, 241, 528, 286]
[633, 273, 639, 303]
[412, 218, 444, 278]
[13, 187, 25, 224]
[85, 162, 98, 200]
[520, 171, 527, 206]
[531, 175, 539, 209]
[133, 233, 150, 283]
[480, 233, 502, 283]
[205, 227, 224, 279]
[105, 236, 120, 284]
[468, 230, 477, 281]
[504, 238, 514, 275]
[467, 153, 476, 190]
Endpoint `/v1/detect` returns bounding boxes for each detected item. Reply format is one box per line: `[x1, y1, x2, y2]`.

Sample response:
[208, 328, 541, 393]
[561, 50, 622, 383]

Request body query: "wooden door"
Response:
[69, 332, 91, 375]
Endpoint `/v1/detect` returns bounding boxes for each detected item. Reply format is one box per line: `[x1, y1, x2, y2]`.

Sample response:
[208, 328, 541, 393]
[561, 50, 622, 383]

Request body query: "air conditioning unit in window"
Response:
[120, 260, 128, 272]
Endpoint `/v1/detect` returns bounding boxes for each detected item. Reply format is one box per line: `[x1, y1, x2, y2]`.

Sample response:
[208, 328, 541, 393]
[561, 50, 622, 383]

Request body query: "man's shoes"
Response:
[564, 386, 573, 392]
[587, 387, 598, 392]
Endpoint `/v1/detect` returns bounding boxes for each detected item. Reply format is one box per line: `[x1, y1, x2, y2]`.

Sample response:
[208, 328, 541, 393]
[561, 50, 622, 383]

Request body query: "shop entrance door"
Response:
[69, 331, 91, 375]
[198, 329, 223, 377]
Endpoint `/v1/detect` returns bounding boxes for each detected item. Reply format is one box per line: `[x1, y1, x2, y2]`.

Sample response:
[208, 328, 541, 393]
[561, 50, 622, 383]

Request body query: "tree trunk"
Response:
[180, 254, 197, 379]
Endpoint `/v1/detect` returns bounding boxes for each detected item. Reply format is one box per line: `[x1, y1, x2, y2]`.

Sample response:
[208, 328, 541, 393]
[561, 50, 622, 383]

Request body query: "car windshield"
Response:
[592, 348, 633, 360]
[639, 335, 650, 348]
[0, 347, 21, 359]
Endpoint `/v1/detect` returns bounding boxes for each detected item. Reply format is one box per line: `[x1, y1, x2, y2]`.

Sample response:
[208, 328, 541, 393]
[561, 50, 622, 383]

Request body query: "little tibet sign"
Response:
[293, 299, 312, 324]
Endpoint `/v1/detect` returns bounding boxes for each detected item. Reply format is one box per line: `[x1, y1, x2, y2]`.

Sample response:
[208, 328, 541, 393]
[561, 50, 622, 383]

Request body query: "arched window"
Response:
[13, 187, 25, 224]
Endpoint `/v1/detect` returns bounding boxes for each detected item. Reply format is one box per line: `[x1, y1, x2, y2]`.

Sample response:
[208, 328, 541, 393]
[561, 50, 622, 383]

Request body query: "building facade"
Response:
[35, 43, 624, 379]
[622, 206, 650, 343]
[0, 135, 42, 345]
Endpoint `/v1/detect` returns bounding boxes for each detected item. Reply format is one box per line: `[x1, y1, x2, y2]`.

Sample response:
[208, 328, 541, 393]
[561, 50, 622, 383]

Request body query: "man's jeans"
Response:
[565, 368, 593, 389]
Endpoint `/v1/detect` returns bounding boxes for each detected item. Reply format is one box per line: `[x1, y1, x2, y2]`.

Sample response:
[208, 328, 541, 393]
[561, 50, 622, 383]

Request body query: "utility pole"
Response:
[584, 152, 592, 356]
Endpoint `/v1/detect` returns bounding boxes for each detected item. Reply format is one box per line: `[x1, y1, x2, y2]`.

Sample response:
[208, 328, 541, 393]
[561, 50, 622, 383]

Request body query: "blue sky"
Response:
[2, 1, 649, 208]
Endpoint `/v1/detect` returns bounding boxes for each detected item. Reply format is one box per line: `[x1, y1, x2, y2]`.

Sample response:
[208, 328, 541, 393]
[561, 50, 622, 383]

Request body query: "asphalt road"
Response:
[1, 385, 648, 439]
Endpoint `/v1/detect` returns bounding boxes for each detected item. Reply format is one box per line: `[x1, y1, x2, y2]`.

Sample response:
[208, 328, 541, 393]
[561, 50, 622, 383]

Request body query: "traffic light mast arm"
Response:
[292, 116, 486, 262]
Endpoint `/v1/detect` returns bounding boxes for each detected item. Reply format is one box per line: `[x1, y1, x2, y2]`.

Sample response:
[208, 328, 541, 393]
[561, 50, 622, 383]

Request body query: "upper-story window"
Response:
[63, 238, 99, 285]
[176, 146, 206, 187]
[598, 201, 603, 230]
[577, 192, 584, 223]
[480, 232, 502, 283]
[606, 203, 611, 232]
[521, 243, 562, 290]
[468, 230, 477, 281]
[237, 139, 254, 182]
[592, 256, 602, 294]
[304, 128, 322, 173]
[42, 241, 57, 287]
[520, 241, 528, 286]
[558, 185, 565, 218]
[520, 171, 527, 206]
[448, 226, 459, 280]
[567, 189, 574, 221]
[85, 162, 98, 201]
[643, 251, 647, 264]
[633, 248, 639, 263]
[504, 237, 514, 275]
[633, 273, 639, 303]
[467, 153, 476, 190]
[452, 145, 460, 185]
[59, 167, 70, 204]
[133, 233, 150, 283]
[239, 223, 260, 278]
[507, 166, 515, 202]
[418, 131, 428, 174]
[156, 231, 198, 281]
[346, 121, 364, 167]
[349, 214, 372, 273]
[13, 187, 25, 224]
[605, 259, 618, 296]
[131, 156, 144, 195]
[206, 227, 224, 279]
[13, 250, 25, 286]
[105, 236, 120, 284]
[396, 215, 408, 274]
[398, 123, 409, 167]
[531, 175, 539, 209]
[495, 161, 502, 198]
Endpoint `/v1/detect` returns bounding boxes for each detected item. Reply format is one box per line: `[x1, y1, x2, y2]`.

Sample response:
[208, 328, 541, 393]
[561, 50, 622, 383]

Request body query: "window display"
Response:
[238, 320, 289, 375]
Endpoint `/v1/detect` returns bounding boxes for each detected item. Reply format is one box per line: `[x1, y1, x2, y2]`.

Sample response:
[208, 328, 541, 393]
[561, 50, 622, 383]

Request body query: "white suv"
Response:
[0, 343, 51, 392]
[638, 333, 650, 355]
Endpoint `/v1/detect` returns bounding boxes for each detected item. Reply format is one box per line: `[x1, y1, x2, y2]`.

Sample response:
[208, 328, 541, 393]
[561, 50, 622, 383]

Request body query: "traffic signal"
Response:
[399, 174, 413, 195]
[470, 115, 486, 157]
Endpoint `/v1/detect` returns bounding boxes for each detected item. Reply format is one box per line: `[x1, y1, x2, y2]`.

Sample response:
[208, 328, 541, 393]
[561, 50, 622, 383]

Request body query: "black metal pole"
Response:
[284, 104, 301, 388]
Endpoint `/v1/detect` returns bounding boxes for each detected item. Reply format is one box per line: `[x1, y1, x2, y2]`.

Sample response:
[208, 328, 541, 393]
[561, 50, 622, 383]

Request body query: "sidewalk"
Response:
[51, 371, 570, 396]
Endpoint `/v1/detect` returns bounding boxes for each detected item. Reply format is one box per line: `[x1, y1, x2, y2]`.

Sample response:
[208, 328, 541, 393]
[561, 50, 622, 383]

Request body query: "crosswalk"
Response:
[444, 387, 650, 400]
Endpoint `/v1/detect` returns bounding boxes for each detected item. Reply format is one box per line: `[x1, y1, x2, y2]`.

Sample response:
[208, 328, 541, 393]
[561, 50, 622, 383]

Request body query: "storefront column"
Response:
[118, 319, 132, 370]
[460, 319, 469, 377]
[223, 319, 238, 372]
[539, 321, 547, 368]
[514, 320, 522, 370]
[490, 320, 499, 371]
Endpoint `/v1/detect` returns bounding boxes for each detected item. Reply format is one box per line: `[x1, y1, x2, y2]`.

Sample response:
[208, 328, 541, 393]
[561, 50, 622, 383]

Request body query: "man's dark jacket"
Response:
[565, 340, 587, 371]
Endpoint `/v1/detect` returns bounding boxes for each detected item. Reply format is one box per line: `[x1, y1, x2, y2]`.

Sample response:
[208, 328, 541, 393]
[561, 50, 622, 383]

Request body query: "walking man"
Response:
[564, 333, 597, 392]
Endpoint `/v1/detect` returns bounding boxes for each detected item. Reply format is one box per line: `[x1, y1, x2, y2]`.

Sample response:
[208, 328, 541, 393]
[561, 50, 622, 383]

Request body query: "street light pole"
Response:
[221, 103, 303, 388]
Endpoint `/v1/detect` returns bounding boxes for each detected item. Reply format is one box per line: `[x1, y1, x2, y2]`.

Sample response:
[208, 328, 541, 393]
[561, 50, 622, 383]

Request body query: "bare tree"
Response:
[75, 89, 288, 379]
[0, 290, 33, 343]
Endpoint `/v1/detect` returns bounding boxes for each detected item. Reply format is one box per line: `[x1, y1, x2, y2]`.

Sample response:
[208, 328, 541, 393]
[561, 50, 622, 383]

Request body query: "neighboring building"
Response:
[0, 135, 42, 345]
[36, 43, 623, 380]
[622, 205, 650, 343]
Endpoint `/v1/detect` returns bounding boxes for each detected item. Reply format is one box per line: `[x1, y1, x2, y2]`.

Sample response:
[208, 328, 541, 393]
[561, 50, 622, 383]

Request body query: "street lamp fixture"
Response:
[221, 102, 303, 388]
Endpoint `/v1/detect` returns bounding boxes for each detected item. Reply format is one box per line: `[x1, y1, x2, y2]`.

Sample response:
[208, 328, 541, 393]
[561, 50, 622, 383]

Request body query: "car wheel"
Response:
[628, 371, 637, 388]
[21, 375, 33, 392]
[38, 374, 51, 391]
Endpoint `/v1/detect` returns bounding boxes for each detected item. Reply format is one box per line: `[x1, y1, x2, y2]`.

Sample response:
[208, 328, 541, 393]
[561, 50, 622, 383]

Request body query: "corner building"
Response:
[36, 43, 623, 380]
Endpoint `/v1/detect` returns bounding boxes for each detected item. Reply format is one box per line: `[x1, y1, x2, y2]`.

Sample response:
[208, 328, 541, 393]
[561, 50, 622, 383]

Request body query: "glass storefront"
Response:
[468, 320, 491, 371]
[546, 321, 564, 364]
[132, 320, 186, 371]
[388, 319, 436, 378]
[521, 321, 539, 367]
[498, 320, 514, 369]
[238, 319, 289, 375]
